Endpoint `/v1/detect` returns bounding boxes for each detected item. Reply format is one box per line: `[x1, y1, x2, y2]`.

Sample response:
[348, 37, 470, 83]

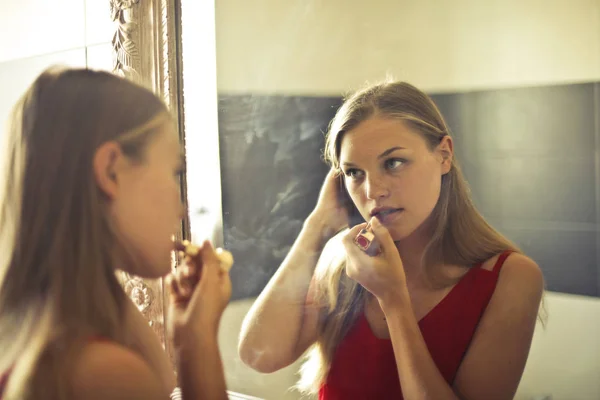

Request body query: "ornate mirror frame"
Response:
[109, 0, 189, 363]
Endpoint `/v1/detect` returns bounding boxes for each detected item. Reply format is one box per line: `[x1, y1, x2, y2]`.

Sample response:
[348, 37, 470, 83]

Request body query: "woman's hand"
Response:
[167, 240, 232, 344]
[341, 217, 407, 306]
[308, 169, 351, 237]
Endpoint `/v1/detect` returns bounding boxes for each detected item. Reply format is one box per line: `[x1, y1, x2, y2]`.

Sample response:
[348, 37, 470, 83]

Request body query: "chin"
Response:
[387, 227, 412, 242]
[154, 260, 173, 278]
[136, 254, 172, 279]
[140, 269, 170, 280]
[385, 220, 424, 242]
[393, 219, 436, 246]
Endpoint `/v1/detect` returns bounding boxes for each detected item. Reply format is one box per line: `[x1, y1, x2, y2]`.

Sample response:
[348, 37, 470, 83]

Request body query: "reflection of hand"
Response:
[167, 240, 232, 344]
[309, 169, 350, 237]
[342, 218, 407, 305]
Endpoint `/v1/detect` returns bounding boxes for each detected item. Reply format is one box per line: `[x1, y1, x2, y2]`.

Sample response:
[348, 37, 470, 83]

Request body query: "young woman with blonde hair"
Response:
[0, 67, 231, 400]
[239, 81, 544, 399]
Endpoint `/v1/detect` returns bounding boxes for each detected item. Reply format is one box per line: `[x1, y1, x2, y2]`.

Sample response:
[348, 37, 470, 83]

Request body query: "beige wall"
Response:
[214, 1, 600, 399]
[216, 0, 600, 95]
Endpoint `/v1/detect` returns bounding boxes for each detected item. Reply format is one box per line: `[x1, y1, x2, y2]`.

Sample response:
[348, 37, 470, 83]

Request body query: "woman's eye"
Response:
[385, 158, 405, 170]
[344, 169, 364, 179]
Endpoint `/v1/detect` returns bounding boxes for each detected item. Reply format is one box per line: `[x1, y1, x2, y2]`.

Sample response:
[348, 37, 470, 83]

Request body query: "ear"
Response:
[93, 141, 125, 200]
[437, 135, 453, 175]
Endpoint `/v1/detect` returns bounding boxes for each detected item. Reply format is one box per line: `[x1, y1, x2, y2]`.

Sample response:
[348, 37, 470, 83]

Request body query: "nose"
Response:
[365, 173, 390, 200]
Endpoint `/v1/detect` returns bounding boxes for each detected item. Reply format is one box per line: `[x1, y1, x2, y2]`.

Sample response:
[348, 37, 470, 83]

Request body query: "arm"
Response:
[238, 215, 331, 372]
[382, 253, 544, 400]
[168, 240, 232, 400]
[239, 169, 350, 373]
[176, 330, 228, 400]
[451, 253, 544, 399]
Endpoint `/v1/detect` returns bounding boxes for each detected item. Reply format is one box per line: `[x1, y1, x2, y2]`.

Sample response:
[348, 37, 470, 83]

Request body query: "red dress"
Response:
[319, 251, 513, 400]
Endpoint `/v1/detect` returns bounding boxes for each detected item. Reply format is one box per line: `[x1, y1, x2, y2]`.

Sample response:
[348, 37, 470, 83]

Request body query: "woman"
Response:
[0, 67, 230, 399]
[238, 81, 544, 399]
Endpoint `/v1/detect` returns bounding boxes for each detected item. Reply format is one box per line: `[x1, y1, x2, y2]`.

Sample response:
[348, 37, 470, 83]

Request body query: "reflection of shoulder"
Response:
[489, 252, 544, 308]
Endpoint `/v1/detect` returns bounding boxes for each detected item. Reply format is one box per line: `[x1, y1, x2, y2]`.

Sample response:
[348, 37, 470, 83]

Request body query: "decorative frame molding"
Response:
[110, 0, 189, 364]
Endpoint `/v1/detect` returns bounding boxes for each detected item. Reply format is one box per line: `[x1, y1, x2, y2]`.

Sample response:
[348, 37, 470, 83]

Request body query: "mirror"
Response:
[179, 1, 600, 399]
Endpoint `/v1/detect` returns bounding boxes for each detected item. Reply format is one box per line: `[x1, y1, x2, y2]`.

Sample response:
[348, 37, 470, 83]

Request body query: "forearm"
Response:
[177, 332, 228, 400]
[238, 216, 330, 366]
[382, 293, 460, 400]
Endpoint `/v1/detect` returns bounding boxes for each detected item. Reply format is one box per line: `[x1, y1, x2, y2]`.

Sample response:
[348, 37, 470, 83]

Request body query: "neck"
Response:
[395, 231, 429, 277]
[396, 224, 469, 290]
[393, 216, 440, 285]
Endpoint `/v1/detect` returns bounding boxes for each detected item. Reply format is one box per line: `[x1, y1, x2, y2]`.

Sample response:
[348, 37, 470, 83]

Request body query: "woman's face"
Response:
[97, 122, 185, 278]
[339, 117, 452, 241]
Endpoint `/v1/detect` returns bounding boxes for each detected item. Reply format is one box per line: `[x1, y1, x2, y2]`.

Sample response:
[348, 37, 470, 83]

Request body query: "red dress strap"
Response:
[492, 250, 514, 274]
[0, 369, 11, 399]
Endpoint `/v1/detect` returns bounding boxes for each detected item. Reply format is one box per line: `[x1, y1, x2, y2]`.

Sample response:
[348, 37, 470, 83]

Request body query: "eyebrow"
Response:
[342, 146, 406, 167]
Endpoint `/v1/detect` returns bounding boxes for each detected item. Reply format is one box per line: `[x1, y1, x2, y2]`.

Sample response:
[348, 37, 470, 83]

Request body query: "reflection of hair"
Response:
[297, 80, 526, 394]
[0, 67, 170, 398]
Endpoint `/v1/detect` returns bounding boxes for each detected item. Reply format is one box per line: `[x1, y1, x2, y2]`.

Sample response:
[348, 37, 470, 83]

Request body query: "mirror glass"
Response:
[180, 1, 600, 399]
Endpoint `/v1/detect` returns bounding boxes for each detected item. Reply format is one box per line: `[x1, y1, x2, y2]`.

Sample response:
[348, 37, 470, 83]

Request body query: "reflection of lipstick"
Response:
[354, 226, 374, 251]
[353, 223, 382, 256]
[179, 240, 234, 272]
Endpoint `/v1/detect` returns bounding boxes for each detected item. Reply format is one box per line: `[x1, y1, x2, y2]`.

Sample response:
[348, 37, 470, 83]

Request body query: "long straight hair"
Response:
[0, 67, 170, 399]
[297, 81, 524, 394]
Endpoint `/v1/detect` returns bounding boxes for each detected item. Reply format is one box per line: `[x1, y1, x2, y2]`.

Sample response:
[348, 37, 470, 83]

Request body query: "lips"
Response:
[370, 207, 404, 223]
[370, 207, 403, 218]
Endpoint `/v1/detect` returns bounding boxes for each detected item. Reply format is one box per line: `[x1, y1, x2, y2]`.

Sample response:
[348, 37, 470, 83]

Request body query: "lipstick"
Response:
[354, 222, 375, 251]
[353, 222, 382, 256]
[179, 240, 234, 272]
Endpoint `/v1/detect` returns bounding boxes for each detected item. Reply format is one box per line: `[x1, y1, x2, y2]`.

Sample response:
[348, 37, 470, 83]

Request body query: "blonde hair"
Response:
[0, 67, 170, 399]
[297, 80, 523, 394]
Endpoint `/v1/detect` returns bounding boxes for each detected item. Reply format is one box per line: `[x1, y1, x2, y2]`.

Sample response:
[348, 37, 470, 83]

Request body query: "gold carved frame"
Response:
[109, 0, 189, 362]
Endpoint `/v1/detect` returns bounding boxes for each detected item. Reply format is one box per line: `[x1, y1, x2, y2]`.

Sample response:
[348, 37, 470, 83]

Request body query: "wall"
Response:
[213, 1, 600, 399]
[215, 0, 600, 95]
[0, 0, 114, 129]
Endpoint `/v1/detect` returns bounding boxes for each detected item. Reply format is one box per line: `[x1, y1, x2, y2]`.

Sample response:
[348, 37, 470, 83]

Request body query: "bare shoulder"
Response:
[453, 252, 545, 399]
[494, 252, 544, 300]
[481, 251, 543, 289]
[71, 340, 170, 400]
